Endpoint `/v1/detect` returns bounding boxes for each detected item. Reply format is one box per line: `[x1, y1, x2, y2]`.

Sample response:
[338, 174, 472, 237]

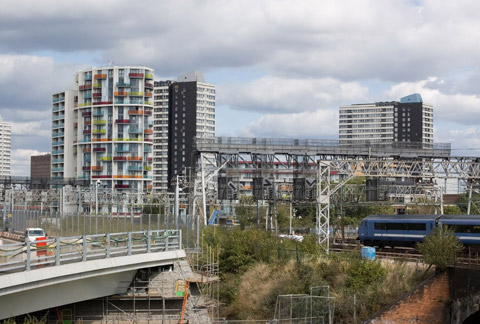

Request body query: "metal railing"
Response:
[0, 230, 181, 274]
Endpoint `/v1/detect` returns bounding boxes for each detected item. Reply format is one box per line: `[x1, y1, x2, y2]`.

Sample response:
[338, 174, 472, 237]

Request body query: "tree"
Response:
[417, 226, 463, 272]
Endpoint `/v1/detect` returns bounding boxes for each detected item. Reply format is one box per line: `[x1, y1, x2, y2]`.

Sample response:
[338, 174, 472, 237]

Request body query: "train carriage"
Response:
[358, 214, 439, 248]
[438, 215, 480, 246]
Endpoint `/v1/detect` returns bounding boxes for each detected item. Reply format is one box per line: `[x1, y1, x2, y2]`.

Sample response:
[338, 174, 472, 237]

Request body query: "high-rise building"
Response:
[52, 66, 154, 192]
[152, 80, 172, 192]
[151, 71, 215, 192]
[339, 93, 433, 145]
[52, 90, 76, 180]
[0, 116, 11, 176]
[167, 71, 215, 189]
[31, 154, 51, 179]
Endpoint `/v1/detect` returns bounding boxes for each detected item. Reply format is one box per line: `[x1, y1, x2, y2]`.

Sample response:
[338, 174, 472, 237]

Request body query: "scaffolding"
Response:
[273, 286, 334, 324]
[187, 244, 220, 323]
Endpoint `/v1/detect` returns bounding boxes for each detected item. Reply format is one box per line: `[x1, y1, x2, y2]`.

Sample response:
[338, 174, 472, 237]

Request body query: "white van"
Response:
[24, 228, 46, 243]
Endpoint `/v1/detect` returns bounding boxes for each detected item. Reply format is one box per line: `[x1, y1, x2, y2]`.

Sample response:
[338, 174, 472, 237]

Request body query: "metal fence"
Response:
[0, 229, 181, 274]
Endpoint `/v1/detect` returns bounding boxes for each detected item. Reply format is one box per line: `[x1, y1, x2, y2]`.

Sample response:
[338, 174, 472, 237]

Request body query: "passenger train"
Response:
[357, 214, 480, 248]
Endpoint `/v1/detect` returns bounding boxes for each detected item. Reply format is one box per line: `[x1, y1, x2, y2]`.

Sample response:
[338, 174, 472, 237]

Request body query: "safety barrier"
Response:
[0, 230, 181, 274]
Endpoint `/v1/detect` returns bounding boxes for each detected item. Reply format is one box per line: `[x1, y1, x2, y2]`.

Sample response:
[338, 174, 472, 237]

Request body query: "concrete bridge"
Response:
[367, 266, 480, 324]
[0, 230, 183, 319]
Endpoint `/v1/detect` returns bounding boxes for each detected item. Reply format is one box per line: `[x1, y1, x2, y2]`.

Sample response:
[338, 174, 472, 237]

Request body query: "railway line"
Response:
[331, 240, 480, 268]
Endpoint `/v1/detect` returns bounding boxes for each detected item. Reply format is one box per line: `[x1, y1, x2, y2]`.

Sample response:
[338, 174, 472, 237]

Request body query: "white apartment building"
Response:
[339, 93, 433, 145]
[0, 116, 11, 176]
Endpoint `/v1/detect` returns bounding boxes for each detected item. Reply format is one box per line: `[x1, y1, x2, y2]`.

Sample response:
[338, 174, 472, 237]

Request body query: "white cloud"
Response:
[241, 109, 338, 138]
[10, 121, 50, 137]
[219, 76, 368, 113]
[11, 149, 49, 176]
[385, 78, 480, 126]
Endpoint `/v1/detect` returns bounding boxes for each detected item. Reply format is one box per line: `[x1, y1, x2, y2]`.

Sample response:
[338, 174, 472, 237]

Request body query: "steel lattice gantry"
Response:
[193, 137, 480, 253]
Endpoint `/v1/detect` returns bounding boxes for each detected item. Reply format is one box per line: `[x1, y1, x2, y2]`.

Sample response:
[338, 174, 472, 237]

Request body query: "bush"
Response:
[346, 258, 386, 292]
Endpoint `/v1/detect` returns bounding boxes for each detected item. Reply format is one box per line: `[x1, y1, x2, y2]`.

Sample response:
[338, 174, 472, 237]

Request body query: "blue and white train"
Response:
[357, 214, 480, 248]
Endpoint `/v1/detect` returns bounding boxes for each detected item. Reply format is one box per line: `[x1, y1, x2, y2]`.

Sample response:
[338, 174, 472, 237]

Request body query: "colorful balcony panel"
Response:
[129, 73, 144, 78]
[94, 73, 107, 79]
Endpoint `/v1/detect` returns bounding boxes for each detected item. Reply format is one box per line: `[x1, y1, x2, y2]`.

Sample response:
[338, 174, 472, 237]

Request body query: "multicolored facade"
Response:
[53, 66, 154, 192]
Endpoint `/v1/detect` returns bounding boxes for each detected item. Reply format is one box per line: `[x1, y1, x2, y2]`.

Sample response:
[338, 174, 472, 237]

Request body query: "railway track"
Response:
[331, 240, 480, 268]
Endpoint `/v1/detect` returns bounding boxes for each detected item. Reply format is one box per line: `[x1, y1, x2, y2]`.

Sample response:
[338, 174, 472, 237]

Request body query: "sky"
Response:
[2, 0, 480, 175]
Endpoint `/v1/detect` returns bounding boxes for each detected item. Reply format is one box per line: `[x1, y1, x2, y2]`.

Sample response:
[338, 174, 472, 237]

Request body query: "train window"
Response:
[406, 223, 426, 231]
[374, 222, 426, 231]
[445, 224, 480, 234]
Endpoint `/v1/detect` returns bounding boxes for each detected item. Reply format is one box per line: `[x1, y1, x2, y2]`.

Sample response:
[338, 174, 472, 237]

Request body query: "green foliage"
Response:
[417, 226, 463, 271]
[235, 196, 259, 228]
[344, 205, 395, 221]
[23, 313, 48, 324]
[346, 258, 387, 292]
[3, 318, 15, 324]
[443, 205, 462, 214]
[457, 193, 480, 214]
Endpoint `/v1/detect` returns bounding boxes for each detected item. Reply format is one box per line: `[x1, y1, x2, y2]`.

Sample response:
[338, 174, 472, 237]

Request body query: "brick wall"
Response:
[369, 272, 449, 324]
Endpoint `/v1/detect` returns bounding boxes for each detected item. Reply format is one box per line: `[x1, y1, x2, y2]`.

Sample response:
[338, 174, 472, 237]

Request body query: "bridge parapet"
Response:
[0, 229, 181, 274]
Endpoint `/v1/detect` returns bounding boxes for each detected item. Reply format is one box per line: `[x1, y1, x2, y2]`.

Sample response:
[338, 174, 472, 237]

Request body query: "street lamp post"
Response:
[95, 180, 100, 234]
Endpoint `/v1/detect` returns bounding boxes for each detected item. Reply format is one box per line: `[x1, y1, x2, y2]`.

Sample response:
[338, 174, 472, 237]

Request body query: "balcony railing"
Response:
[114, 92, 128, 96]
[93, 83, 102, 88]
[92, 166, 103, 171]
[82, 111, 91, 117]
[145, 82, 153, 88]
[114, 138, 142, 141]
[52, 158, 64, 163]
[94, 120, 106, 125]
[52, 115, 64, 121]
[94, 74, 107, 79]
[100, 156, 112, 161]
[52, 141, 64, 147]
[79, 84, 92, 90]
[52, 123, 64, 129]
[82, 166, 91, 171]
[129, 128, 143, 134]
[116, 99, 145, 105]
[115, 184, 130, 189]
[93, 101, 113, 106]
[92, 129, 106, 134]
[83, 130, 91, 135]
[93, 147, 106, 152]
[127, 157, 143, 161]
[52, 97, 65, 103]
[129, 92, 144, 96]
[144, 129, 153, 134]
[144, 110, 152, 115]
[52, 150, 64, 155]
[52, 132, 64, 138]
[145, 73, 153, 79]
[113, 156, 127, 161]
[128, 166, 143, 171]
[92, 175, 112, 179]
[83, 147, 91, 153]
[92, 138, 112, 142]
[115, 119, 130, 124]
[129, 73, 144, 78]
[128, 110, 143, 115]
[92, 93, 102, 98]
[117, 82, 130, 87]
[92, 111, 104, 117]
[115, 147, 129, 153]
